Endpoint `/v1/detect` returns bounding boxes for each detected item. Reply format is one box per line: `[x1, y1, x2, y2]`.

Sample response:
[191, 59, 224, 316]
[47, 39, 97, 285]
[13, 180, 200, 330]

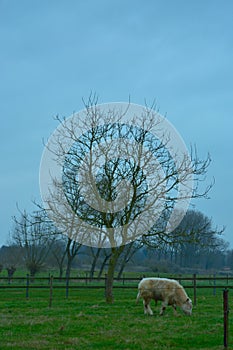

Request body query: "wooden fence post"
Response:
[104, 274, 107, 297]
[49, 275, 53, 308]
[223, 289, 229, 349]
[66, 276, 69, 299]
[85, 272, 88, 285]
[26, 274, 29, 299]
[213, 274, 216, 296]
[193, 274, 197, 306]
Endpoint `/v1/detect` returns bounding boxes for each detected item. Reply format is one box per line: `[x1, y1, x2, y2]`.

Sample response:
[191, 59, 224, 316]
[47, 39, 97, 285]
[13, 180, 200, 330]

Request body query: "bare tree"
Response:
[40, 96, 212, 302]
[89, 247, 102, 280]
[30, 203, 82, 281]
[97, 249, 112, 279]
[11, 210, 55, 277]
[144, 209, 225, 271]
[64, 237, 82, 280]
[173, 210, 224, 268]
[49, 235, 67, 279]
[116, 240, 143, 279]
[0, 245, 23, 271]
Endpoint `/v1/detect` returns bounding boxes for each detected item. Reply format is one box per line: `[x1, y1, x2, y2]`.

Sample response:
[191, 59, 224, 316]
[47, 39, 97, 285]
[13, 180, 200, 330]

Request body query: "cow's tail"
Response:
[136, 289, 141, 304]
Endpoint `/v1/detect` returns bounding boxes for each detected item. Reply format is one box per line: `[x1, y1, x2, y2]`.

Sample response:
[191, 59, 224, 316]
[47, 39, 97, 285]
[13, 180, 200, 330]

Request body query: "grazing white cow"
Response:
[136, 277, 192, 316]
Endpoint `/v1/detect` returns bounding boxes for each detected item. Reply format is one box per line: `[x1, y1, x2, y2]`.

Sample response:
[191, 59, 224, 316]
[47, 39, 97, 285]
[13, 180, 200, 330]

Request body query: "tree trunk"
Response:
[105, 261, 115, 303]
[117, 242, 134, 279]
[89, 247, 101, 280]
[105, 246, 124, 303]
[59, 264, 64, 281]
[65, 258, 73, 298]
[97, 253, 111, 280]
[54, 252, 66, 281]
[117, 262, 125, 280]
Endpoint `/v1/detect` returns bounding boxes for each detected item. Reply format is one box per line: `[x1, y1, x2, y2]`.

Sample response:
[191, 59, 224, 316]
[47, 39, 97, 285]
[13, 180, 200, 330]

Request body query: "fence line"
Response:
[1, 274, 233, 285]
[1, 274, 233, 301]
[1, 274, 233, 282]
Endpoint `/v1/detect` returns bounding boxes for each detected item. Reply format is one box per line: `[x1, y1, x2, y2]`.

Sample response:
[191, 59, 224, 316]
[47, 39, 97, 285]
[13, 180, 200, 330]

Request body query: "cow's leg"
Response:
[172, 304, 178, 316]
[143, 298, 153, 315]
[160, 301, 168, 316]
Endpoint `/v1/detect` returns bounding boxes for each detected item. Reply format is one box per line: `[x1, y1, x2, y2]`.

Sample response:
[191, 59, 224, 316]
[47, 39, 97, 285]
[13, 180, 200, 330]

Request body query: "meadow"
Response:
[0, 278, 231, 350]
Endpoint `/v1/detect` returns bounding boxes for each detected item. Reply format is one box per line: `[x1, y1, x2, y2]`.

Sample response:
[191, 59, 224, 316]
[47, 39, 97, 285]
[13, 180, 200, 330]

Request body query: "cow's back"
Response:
[138, 278, 179, 302]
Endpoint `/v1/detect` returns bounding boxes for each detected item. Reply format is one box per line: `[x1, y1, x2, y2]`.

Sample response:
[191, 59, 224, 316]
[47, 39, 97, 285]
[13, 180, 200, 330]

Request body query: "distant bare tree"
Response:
[64, 237, 82, 281]
[169, 210, 225, 268]
[0, 245, 23, 270]
[7, 266, 16, 283]
[117, 240, 143, 279]
[144, 210, 225, 271]
[49, 236, 67, 279]
[11, 209, 55, 277]
[97, 249, 112, 279]
[89, 247, 102, 280]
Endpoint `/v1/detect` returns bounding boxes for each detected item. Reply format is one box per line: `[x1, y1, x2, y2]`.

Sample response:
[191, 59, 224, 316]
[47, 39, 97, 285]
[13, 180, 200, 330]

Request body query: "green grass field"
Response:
[0, 284, 231, 350]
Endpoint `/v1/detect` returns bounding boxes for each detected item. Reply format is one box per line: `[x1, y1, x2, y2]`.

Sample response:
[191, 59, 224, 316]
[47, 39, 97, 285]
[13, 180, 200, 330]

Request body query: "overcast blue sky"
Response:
[0, 1, 232, 247]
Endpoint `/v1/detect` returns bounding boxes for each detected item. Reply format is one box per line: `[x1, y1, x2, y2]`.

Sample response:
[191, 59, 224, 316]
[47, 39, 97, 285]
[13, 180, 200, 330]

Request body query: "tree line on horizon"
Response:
[0, 208, 229, 282]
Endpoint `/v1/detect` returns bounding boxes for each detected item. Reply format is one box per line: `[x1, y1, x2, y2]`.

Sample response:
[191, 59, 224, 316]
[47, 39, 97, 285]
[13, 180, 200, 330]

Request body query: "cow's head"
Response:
[181, 298, 192, 315]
